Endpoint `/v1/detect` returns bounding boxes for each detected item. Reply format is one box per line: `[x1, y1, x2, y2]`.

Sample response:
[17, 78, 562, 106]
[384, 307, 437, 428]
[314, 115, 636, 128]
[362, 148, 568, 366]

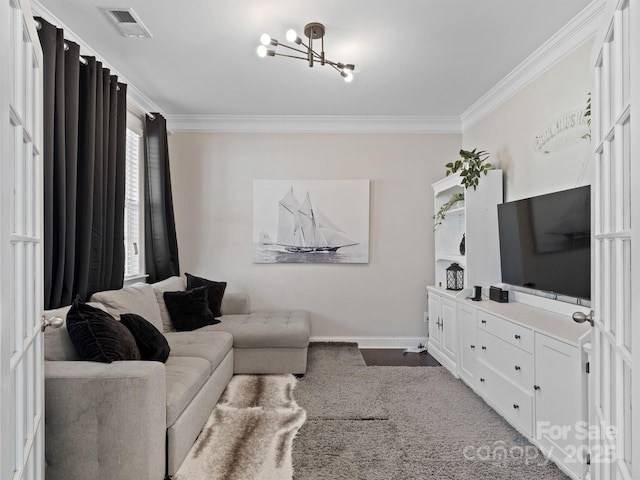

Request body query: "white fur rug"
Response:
[174, 375, 306, 480]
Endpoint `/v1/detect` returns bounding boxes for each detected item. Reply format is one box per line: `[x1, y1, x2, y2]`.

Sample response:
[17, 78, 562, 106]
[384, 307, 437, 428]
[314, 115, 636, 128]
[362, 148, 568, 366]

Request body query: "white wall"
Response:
[463, 40, 594, 201]
[168, 132, 461, 342]
[462, 39, 594, 311]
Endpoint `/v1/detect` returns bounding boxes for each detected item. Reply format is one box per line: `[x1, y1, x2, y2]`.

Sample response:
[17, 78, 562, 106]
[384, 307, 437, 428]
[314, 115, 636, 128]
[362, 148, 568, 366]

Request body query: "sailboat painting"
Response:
[253, 180, 370, 264]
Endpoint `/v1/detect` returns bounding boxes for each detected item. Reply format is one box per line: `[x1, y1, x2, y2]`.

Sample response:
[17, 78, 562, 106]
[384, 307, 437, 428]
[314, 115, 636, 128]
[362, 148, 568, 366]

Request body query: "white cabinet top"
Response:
[426, 285, 468, 301]
[459, 297, 590, 346]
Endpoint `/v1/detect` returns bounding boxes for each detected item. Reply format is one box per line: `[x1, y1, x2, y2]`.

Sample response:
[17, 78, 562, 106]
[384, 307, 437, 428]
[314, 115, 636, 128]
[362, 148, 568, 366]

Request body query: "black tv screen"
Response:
[497, 186, 591, 300]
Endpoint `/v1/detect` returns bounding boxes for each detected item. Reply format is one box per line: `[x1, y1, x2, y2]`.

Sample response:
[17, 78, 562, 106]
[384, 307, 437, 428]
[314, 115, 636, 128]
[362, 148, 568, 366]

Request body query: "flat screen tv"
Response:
[497, 185, 591, 300]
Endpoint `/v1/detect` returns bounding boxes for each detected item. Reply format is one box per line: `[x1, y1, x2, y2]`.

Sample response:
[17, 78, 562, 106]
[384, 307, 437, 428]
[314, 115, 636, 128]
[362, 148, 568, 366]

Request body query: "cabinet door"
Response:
[441, 297, 456, 361]
[428, 293, 441, 350]
[457, 303, 477, 384]
[534, 333, 586, 478]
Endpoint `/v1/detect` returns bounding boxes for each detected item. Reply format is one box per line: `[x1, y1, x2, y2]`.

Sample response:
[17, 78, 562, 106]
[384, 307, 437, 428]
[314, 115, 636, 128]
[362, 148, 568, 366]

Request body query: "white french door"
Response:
[590, 0, 638, 479]
[0, 0, 44, 479]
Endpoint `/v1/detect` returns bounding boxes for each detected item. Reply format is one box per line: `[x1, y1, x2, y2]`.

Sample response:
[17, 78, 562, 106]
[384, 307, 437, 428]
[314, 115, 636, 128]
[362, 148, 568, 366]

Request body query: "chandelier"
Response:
[257, 22, 356, 82]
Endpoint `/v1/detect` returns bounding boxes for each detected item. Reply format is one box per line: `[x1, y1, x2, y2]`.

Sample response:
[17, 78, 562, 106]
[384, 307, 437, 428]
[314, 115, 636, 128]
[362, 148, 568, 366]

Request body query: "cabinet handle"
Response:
[534, 385, 541, 391]
[514, 334, 521, 340]
[481, 320, 487, 324]
[481, 346, 487, 351]
[513, 404, 520, 410]
[514, 365, 521, 371]
[480, 378, 485, 383]
[470, 345, 475, 349]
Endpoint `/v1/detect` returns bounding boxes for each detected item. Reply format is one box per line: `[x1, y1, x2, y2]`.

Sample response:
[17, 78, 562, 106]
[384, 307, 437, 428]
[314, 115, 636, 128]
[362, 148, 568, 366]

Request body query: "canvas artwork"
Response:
[253, 180, 370, 264]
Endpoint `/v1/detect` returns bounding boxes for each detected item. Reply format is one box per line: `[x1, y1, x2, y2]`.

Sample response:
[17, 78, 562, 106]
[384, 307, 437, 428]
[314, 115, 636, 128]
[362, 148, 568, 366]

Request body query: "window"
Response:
[124, 127, 143, 279]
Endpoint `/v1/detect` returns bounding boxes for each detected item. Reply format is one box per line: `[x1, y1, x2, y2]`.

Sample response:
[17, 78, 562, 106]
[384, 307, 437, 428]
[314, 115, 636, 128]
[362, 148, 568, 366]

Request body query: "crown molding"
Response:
[165, 114, 462, 134]
[460, 0, 605, 132]
[31, 0, 164, 119]
[31, 0, 605, 135]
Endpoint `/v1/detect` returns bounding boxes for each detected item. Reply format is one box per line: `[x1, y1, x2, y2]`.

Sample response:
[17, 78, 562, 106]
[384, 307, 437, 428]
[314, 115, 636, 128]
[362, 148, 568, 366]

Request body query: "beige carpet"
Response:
[292, 343, 570, 480]
[174, 375, 306, 480]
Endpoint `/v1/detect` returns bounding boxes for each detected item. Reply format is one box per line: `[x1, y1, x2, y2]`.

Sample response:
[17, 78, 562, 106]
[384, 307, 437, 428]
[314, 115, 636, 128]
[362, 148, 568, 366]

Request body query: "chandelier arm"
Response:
[278, 43, 310, 56]
[273, 52, 309, 61]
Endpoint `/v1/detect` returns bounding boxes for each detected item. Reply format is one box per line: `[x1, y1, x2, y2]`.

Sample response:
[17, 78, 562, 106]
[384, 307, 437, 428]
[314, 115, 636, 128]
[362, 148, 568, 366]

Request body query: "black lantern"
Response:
[446, 262, 464, 290]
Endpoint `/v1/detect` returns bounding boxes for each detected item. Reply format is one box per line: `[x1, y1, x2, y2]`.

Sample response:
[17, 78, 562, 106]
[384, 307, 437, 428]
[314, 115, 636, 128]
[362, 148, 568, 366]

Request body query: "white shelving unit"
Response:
[428, 169, 503, 374]
[431, 170, 503, 290]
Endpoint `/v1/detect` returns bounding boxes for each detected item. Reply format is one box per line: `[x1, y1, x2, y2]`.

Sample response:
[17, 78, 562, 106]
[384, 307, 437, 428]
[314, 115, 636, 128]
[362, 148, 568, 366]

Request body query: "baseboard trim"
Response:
[310, 336, 428, 349]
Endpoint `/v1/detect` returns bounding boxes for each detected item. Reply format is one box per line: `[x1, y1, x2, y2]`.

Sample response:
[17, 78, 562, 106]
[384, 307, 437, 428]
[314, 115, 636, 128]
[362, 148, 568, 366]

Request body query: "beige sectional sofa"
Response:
[43, 276, 310, 480]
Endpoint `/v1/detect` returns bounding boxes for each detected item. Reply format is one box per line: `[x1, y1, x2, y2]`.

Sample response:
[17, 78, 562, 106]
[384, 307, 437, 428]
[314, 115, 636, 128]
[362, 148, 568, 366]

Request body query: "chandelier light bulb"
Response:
[257, 45, 268, 57]
[260, 34, 272, 46]
[286, 29, 298, 42]
[341, 71, 354, 83]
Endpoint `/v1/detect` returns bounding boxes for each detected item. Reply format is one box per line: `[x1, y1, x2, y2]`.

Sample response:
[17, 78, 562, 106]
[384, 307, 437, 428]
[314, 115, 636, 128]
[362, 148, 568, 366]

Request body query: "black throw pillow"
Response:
[66, 297, 140, 363]
[163, 286, 220, 331]
[185, 272, 227, 317]
[120, 313, 171, 363]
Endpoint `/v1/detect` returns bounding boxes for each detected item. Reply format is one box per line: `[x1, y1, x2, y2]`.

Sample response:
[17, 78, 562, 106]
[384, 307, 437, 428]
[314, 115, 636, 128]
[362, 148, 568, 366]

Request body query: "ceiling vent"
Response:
[102, 7, 152, 38]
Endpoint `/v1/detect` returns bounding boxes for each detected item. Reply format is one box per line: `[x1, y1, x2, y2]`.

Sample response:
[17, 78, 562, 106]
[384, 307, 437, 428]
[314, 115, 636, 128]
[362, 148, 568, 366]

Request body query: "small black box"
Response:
[489, 286, 509, 303]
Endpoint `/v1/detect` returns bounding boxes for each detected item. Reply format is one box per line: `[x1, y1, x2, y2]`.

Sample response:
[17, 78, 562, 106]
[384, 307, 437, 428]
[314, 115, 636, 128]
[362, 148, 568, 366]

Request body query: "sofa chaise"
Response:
[43, 275, 310, 480]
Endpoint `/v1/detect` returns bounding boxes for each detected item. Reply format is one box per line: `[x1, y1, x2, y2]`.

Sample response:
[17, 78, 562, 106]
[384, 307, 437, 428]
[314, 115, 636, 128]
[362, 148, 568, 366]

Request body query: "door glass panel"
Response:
[601, 44, 611, 133]
[606, 239, 615, 335]
[13, 242, 24, 353]
[607, 29, 617, 122]
[600, 340, 607, 412]
[622, 239, 631, 351]
[595, 153, 603, 234]
[622, 119, 631, 230]
[623, 361, 632, 471]
[608, 139, 616, 234]
[14, 361, 24, 471]
[621, 7, 630, 106]
[609, 349, 616, 428]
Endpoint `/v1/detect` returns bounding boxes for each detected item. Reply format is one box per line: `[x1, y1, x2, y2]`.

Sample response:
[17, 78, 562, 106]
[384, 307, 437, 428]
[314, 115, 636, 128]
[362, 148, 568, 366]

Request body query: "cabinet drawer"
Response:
[476, 361, 533, 436]
[477, 310, 533, 353]
[477, 329, 533, 393]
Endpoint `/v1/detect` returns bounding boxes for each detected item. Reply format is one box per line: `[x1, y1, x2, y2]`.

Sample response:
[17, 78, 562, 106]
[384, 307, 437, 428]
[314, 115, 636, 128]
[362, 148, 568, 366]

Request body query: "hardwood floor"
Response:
[360, 348, 442, 367]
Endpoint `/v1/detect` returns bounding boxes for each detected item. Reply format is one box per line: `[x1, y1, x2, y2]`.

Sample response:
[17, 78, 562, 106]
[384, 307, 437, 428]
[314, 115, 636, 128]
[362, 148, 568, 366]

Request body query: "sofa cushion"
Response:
[66, 298, 141, 363]
[220, 293, 250, 316]
[164, 331, 232, 374]
[199, 310, 310, 349]
[90, 283, 164, 332]
[164, 356, 211, 427]
[151, 276, 186, 333]
[185, 273, 226, 317]
[120, 313, 171, 363]
[163, 286, 219, 331]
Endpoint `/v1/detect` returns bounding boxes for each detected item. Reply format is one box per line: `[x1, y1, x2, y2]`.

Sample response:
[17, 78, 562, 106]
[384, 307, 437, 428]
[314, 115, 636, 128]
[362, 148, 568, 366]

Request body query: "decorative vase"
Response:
[459, 234, 466, 256]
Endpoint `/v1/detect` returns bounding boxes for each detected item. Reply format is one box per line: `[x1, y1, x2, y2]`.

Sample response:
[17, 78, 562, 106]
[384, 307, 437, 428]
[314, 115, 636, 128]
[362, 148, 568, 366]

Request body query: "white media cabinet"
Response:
[427, 286, 591, 479]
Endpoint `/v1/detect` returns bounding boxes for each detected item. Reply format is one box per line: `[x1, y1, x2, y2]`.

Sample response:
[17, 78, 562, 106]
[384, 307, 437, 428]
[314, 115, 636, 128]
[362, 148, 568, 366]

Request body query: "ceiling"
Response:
[34, 0, 593, 119]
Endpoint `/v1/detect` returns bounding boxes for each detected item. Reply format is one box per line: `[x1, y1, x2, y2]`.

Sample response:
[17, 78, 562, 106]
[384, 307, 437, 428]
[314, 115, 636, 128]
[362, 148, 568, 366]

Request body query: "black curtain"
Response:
[38, 18, 127, 309]
[144, 113, 180, 283]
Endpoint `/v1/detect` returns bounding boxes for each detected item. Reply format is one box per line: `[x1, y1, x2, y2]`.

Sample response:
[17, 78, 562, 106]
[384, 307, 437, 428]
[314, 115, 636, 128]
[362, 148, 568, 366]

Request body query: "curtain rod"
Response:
[33, 18, 156, 120]
[35, 19, 86, 64]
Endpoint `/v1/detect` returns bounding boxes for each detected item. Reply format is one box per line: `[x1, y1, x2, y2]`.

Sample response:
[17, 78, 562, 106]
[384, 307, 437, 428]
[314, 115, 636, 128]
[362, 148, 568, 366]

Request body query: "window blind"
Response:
[124, 128, 141, 277]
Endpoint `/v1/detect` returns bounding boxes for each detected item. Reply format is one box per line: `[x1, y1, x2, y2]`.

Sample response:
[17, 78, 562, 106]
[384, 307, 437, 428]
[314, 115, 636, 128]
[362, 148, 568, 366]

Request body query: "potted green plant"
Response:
[433, 192, 464, 231]
[445, 148, 492, 190]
